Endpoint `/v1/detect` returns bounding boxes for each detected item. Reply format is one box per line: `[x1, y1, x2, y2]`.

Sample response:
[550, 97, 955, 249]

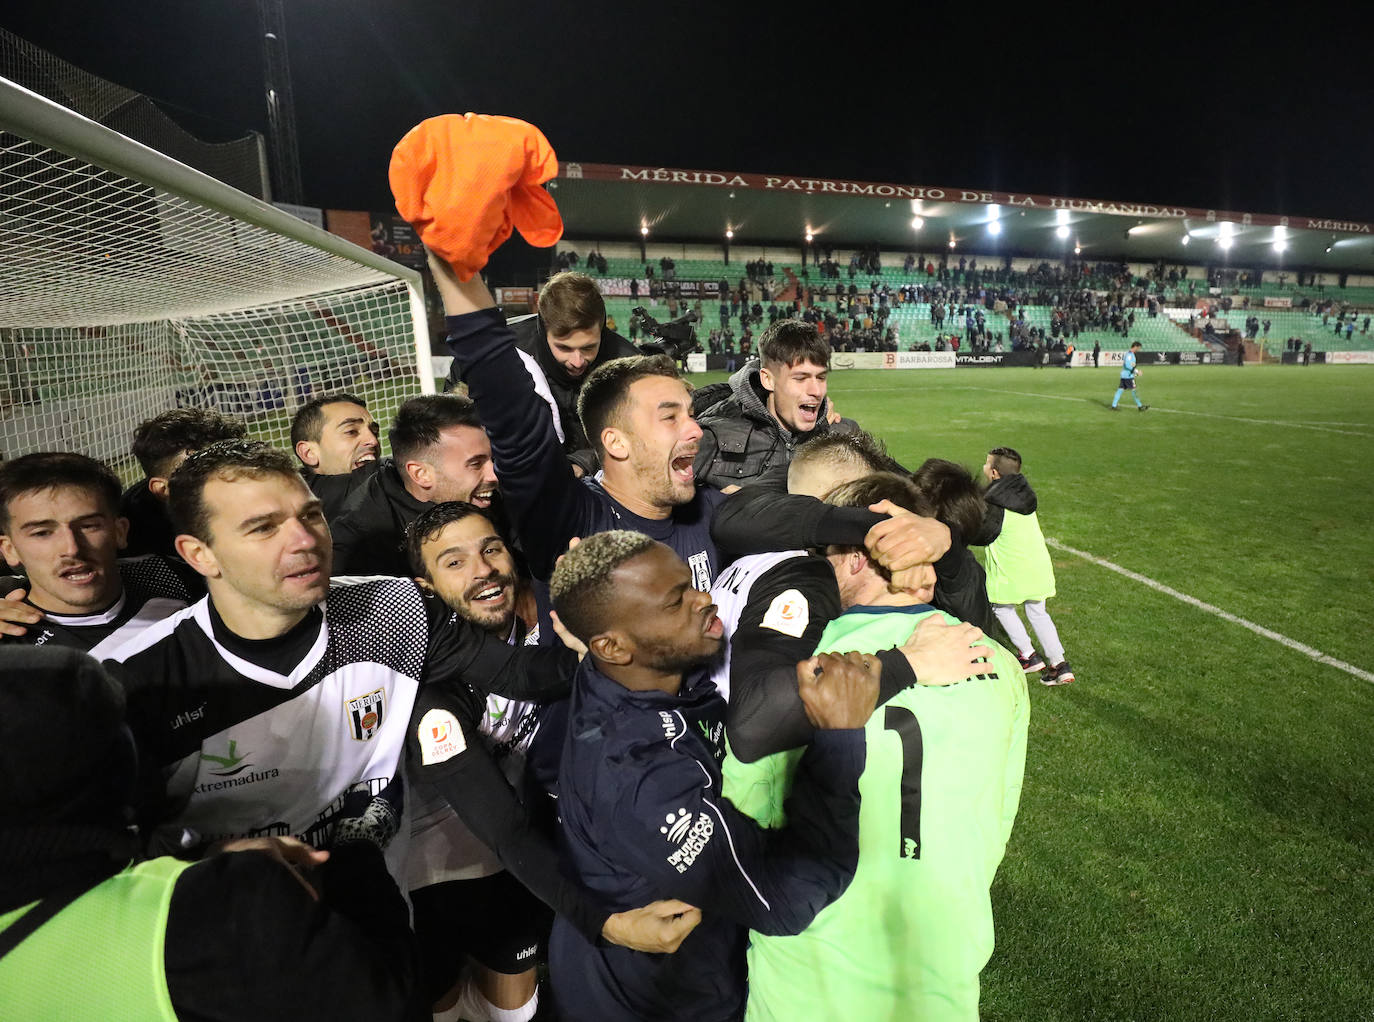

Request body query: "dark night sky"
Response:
[4, 3, 1370, 224]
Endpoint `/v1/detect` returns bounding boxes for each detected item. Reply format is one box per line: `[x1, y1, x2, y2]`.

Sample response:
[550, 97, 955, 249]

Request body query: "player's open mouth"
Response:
[671, 455, 695, 483]
[470, 583, 507, 605]
[285, 565, 322, 583]
[797, 402, 819, 420]
[352, 452, 377, 468]
[702, 608, 723, 638]
[58, 564, 97, 584]
[471, 489, 496, 507]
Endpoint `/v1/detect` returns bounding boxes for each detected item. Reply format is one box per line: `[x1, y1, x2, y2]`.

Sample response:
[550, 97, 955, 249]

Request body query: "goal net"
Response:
[0, 76, 431, 484]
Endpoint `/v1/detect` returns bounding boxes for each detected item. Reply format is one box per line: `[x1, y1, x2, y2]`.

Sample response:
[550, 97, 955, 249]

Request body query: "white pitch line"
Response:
[1145, 407, 1374, 437]
[1046, 537, 1374, 685]
[950, 386, 1374, 437]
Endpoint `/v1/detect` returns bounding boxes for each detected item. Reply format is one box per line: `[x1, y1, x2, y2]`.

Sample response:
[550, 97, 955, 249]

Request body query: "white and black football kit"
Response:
[709, 551, 917, 763]
[408, 619, 552, 995]
[1, 555, 200, 657]
[102, 576, 576, 884]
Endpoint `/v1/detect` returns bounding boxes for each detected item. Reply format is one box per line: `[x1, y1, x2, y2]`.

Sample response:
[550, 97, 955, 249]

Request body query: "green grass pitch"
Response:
[689, 363, 1374, 1021]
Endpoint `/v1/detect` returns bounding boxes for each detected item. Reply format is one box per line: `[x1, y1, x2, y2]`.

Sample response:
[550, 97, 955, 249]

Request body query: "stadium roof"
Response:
[550, 162, 1374, 272]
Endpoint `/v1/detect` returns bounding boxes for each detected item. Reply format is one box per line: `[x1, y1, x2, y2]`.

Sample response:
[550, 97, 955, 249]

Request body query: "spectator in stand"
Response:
[121, 408, 247, 559]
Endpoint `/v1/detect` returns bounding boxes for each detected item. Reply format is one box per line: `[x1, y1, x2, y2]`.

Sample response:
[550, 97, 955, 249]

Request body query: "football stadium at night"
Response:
[1, 7, 1371, 1021]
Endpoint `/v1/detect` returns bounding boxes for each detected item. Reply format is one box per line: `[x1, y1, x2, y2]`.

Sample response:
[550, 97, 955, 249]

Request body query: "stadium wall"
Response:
[678, 349, 1227, 372]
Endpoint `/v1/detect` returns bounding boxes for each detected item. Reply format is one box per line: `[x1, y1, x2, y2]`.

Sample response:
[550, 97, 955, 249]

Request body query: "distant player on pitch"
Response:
[1111, 340, 1148, 411]
[970, 447, 1076, 686]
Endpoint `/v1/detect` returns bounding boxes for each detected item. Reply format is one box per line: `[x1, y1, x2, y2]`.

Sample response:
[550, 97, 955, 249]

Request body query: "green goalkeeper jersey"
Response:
[723, 604, 1029, 1022]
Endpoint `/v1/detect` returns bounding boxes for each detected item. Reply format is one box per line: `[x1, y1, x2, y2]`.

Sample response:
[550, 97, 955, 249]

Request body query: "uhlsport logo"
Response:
[346, 688, 386, 741]
[659, 710, 679, 740]
[661, 806, 715, 873]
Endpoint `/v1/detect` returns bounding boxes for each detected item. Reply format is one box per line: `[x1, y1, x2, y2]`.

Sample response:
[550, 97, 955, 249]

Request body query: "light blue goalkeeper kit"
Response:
[1113, 349, 1142, 407]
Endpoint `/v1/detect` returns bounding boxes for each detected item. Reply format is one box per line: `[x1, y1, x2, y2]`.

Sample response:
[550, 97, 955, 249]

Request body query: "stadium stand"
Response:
[1236, 309, 1374, 352]
[561, 242, 1374, 357]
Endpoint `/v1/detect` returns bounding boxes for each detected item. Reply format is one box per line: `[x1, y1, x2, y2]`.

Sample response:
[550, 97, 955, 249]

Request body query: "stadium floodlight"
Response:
[910, 216, 923, 230]
[948, 238, 956, 249]
[987, 221, 1002, 236]
[1055, 209, 1070, 225]
[805, 229, 814, 242]
[1181, 234, 1191, 246]
[640, 225, 649, 236]
[0, 76, 430, 480]
[1056, 225, 1070, 240]
[1218, 237, 1233, 250]
[1073, 243, 1082, 255]
[1325, 245, 1333, 254]
[725, 228, 734, 240]
[1273, 240, 1287, 253]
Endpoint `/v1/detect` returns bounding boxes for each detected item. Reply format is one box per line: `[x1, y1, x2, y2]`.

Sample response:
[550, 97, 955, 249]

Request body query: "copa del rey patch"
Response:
[761, 588, 809, 638]
[418, 708, 467, 765]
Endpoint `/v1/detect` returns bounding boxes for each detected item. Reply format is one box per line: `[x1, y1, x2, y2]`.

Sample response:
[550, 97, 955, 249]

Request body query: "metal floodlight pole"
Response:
[257, 0, 304, 206]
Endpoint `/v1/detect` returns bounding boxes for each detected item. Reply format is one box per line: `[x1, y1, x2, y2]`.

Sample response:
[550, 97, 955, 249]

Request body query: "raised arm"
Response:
[429, 250, 600, 578]
[712, 488, 953, 596]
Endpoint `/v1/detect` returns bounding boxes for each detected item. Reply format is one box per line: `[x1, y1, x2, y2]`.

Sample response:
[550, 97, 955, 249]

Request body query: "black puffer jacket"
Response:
[692, 359, 856, 489]
[329, 459, 429, 577]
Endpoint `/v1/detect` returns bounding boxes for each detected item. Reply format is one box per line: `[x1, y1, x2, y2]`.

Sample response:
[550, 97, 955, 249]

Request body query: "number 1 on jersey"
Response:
[884, 705, 924, 860]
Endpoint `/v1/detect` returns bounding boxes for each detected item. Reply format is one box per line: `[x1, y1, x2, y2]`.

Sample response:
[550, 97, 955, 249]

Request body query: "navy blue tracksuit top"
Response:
[549, 660, 865, 1022]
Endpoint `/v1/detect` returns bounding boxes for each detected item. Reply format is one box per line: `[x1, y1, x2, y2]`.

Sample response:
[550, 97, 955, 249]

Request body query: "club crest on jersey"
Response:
[688, 551, 712, 592]
[346, 688, 386, 741]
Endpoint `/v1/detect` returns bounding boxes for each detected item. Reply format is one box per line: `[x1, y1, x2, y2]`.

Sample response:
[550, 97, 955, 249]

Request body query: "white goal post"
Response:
[0, 76, 433, 482]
